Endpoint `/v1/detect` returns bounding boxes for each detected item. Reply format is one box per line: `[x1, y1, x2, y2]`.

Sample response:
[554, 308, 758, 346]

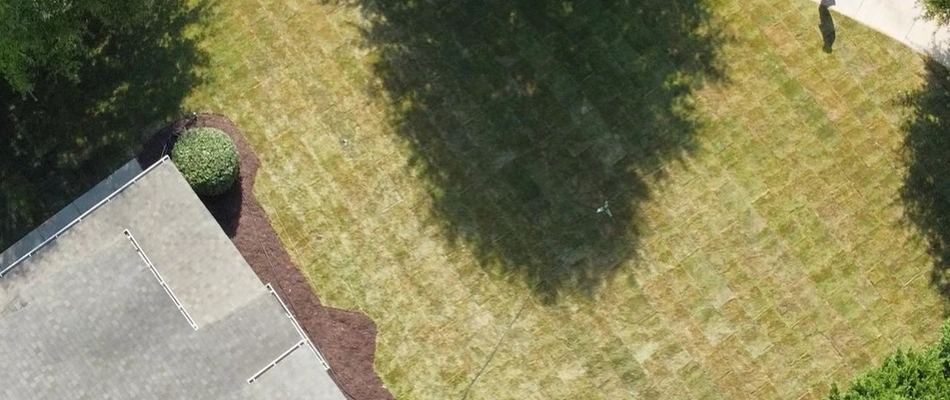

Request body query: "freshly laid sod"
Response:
[178, 0, 946, 398]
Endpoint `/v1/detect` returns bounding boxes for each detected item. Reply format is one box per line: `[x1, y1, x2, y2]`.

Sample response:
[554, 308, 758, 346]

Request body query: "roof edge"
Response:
[0, 156, 171, 278]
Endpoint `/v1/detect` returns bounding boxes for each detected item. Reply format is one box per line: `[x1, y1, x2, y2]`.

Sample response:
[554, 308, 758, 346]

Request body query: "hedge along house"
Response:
[0, 157, 347, 399]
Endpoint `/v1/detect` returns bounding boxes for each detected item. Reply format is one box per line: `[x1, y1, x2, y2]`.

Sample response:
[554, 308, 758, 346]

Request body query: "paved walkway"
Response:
[814, 0, 950, 67]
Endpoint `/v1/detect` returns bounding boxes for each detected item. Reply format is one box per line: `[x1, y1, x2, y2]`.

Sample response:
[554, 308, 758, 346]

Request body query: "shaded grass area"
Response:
[183, 0, 948, 399]
[0, 0, 210, 248]
[356, 0, 724, 301]
[901, 58, 950, 307]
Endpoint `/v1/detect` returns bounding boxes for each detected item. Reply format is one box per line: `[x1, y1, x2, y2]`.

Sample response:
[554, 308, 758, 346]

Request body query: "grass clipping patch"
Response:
[172, 127, 239, 196]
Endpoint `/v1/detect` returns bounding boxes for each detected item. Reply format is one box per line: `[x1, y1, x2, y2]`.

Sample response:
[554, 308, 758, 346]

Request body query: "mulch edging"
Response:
[138, 113, 394, 400]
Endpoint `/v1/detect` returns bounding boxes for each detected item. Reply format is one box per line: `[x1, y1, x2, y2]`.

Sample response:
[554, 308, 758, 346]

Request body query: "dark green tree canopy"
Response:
[827, 322, 950, 399]
[922, 0, 950, 25]
[0, 0, 156, 92]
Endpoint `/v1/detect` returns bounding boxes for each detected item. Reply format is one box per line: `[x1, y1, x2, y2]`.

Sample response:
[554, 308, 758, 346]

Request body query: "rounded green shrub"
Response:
[171, 127, 239, 196]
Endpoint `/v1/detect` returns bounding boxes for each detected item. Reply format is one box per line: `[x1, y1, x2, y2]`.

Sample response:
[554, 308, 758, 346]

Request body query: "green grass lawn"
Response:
[176, 0, 947, 398]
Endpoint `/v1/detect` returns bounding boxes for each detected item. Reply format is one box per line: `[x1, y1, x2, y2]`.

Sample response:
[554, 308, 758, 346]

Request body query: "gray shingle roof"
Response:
[0, 159, 345, 400]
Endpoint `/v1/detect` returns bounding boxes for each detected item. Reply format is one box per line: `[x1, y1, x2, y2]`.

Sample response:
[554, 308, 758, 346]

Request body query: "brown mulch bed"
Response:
[138, 113, 393, 400]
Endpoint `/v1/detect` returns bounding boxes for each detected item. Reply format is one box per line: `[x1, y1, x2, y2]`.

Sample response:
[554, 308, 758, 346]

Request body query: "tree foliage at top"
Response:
[0, 0, 156, 92]
[921, 0, 950, 25]
[827, 322, 950, 399]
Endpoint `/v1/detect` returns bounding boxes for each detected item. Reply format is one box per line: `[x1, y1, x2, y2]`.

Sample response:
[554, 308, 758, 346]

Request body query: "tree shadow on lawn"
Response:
[0, 0, 211, 249]
[352, 0, 726, 302]
[901, 57, 950, 307]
